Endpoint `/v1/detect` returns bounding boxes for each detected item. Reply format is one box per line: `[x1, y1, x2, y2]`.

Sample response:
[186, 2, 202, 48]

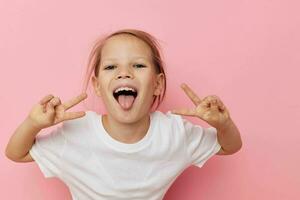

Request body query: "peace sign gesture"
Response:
[27, 93, 88, 130]
[171, 83, 231, 129]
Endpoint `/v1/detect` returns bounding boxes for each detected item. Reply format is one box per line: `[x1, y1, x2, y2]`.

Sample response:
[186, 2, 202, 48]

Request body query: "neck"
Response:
[101, 113, 150, 144]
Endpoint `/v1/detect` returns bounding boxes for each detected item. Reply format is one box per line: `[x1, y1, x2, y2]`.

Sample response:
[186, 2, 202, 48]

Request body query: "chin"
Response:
[111, 110, 144, 124]
[108, 103, 150, 125]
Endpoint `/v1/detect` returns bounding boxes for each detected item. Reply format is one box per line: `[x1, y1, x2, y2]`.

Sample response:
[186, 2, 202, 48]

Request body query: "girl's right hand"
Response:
[26, 93, 88, 130]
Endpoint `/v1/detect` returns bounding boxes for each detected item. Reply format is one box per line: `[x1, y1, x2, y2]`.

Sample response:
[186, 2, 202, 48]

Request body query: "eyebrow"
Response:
[102, 57, 149, 62]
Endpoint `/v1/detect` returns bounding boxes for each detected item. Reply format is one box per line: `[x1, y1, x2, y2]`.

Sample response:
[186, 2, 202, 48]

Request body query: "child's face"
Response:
[92, 34, 164, 124]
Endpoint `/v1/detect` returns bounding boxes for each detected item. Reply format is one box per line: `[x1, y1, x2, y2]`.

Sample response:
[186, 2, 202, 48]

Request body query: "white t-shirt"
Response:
[29, 110, 221, 200]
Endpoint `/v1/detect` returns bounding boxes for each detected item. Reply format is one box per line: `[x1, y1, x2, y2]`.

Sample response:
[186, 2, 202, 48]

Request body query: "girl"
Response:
[5, 29, 242, 200]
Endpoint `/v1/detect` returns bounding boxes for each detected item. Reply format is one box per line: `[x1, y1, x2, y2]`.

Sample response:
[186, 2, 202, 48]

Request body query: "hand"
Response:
[27, 93, 88, 130]
[171, 83, 231, 129]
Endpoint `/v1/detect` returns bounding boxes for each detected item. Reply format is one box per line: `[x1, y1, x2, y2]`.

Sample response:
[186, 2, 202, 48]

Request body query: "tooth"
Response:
[115, 87, 136, 93]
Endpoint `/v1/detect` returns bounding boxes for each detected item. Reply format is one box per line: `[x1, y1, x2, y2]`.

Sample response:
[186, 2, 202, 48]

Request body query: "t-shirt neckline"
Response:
[91, 111, 156, 153]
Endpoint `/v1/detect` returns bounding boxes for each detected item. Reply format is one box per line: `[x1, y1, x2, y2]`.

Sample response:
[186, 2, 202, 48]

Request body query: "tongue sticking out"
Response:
[117, 95, 135, 110]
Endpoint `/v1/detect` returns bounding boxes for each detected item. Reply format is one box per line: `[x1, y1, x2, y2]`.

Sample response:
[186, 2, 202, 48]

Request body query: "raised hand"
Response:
[171, 83, 231, 129]
[27, 93, 88, 130]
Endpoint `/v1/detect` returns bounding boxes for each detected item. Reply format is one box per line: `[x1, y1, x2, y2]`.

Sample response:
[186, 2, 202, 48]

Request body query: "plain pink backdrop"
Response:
[1, 0, 299, 199]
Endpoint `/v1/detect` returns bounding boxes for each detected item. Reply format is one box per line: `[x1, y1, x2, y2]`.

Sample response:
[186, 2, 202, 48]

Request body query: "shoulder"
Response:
[153, 111, 214, 135]
[53, 110, 99, 146]
[61, 110, 96, 134]
[64, 110, 95, 124]
[152, 110, 183, 121]
[152, 110, 185, 131]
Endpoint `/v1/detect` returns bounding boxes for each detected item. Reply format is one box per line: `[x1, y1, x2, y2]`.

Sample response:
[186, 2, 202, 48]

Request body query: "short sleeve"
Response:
[29, 123, 66, 178]
[183, 118, 222, 168]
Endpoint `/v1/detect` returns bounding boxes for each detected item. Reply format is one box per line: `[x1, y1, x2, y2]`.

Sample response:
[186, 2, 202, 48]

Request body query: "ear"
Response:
[92, 76, 102, 97]
[154, 73, 165, 96]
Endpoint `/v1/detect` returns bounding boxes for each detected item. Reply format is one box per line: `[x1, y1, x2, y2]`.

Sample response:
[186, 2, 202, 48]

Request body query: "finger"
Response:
[63, 93, 88, 110]
[202, 95, 220, 107]
[63, 111, 86, 121]
[46, 101, 55, 114]
[49, 97, 61, 107]
[39, 94, 54, 105]
[208, 97, 225, 112]
[207, 98, 219, 112]
[55, 105, 65, 119]
[210, 102, 219, 112]
[171, 108, 197, 117]
[181, 83, 202, 106]
[216, 99, 225, 111]
[201, 97, 211, 107]
[42, 104, 47, 113]
[210, 98, 218, 106]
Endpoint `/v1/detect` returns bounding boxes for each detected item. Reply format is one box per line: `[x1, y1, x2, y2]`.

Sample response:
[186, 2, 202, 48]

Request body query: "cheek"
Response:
[142, 77, 157, 98]
[141, 70, 156, 83]
[98, 77, 111, 96]
[98, 73, 109, 82]
[141, 74, 155, 88]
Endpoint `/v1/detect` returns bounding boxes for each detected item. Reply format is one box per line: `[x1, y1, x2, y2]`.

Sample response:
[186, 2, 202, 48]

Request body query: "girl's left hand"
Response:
[171, 83, 231, 129]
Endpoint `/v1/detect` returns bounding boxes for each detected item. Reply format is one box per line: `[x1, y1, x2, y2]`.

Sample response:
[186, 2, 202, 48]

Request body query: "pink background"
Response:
[1, 0, 299, 199]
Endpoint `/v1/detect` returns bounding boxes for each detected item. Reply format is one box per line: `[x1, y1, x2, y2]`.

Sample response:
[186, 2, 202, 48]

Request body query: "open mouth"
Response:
[113, 87, 138, 110]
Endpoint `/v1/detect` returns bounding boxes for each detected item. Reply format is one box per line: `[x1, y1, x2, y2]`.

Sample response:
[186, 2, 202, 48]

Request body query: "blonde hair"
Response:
[81, 29, 167, 109]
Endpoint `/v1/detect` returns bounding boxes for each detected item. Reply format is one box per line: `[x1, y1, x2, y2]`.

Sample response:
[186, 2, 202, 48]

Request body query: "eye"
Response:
[104, 65, 116, 70]
[134, 64, 146, 68]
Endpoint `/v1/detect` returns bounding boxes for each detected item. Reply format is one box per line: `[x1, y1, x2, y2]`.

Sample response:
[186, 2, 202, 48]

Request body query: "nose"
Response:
[117, 75, 131, 79]
[116, 66, 133, 79]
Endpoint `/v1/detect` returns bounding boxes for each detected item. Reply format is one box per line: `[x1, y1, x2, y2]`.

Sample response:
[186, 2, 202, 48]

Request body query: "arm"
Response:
[216, 118, 242, 155]
[5, 117, 41, 162]
[171, 83, 243, 156]
[5, 93, 87, 163]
